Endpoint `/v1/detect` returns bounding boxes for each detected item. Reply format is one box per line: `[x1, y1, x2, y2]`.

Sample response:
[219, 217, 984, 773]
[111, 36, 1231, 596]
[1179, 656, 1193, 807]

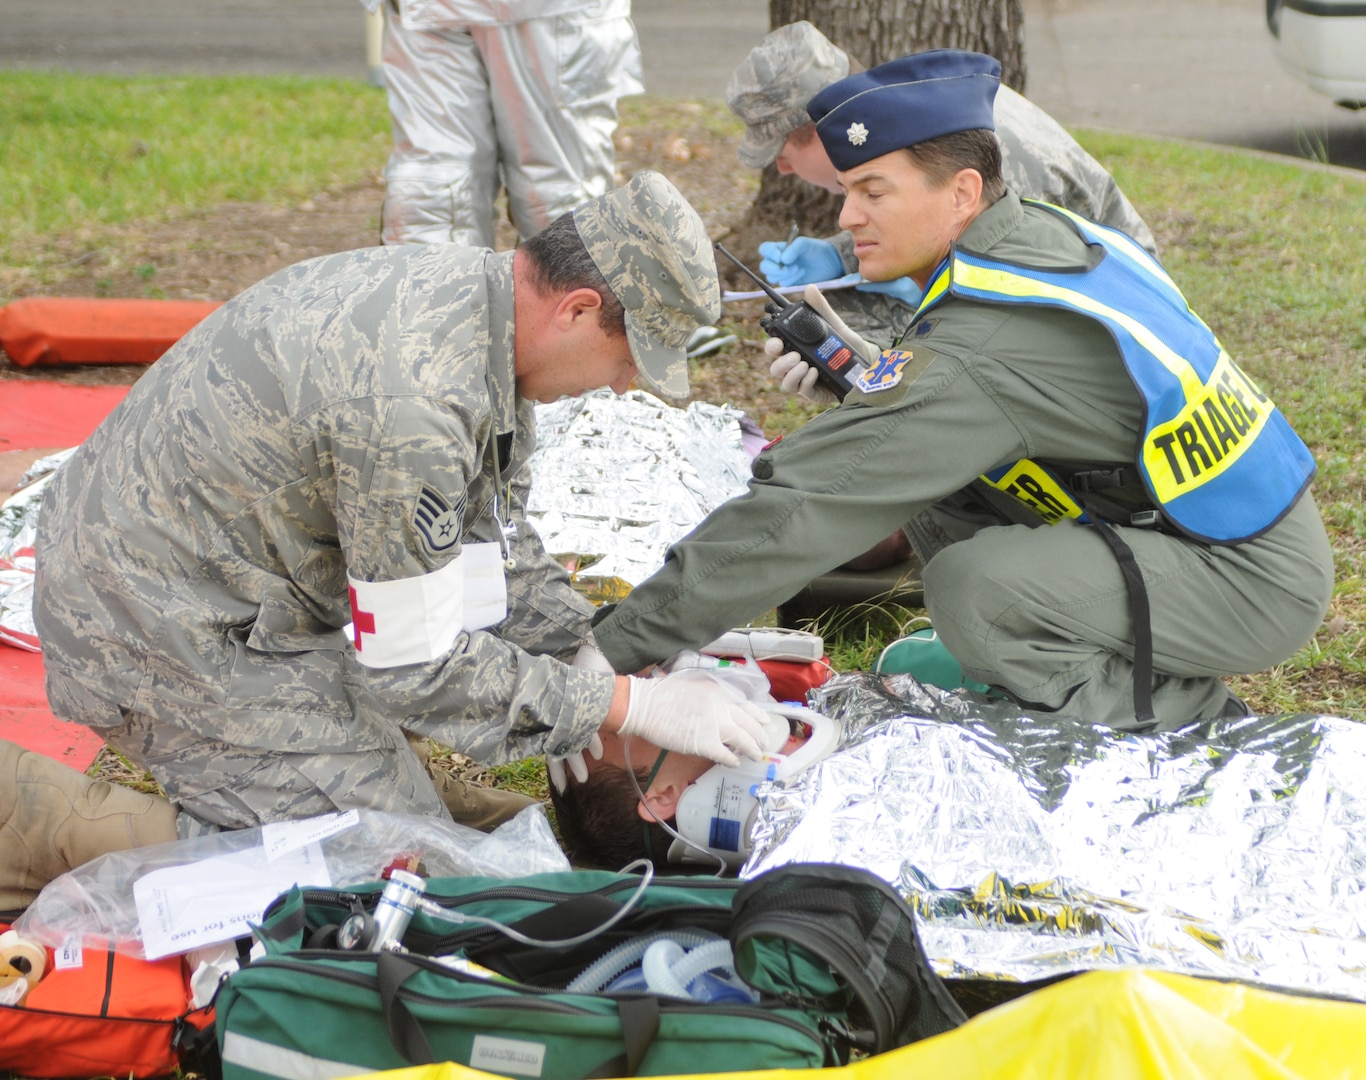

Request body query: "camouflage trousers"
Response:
[94, 707, 449, 837]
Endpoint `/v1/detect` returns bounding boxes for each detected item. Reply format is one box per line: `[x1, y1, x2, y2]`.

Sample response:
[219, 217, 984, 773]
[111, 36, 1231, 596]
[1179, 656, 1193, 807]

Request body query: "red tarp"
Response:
[1, 380, 130, 766]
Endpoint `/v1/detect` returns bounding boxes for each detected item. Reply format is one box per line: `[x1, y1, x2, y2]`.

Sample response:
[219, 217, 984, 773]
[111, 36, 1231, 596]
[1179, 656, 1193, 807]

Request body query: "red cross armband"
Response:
[345, 543, 508, 669]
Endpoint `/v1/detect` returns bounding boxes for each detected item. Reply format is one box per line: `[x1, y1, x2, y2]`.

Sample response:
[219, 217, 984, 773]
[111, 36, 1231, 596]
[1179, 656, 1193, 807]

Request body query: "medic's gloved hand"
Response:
[854, 276, 923, 307]
[619, 669, 769, 768]
[757, 237, 845, 288]
[546, 732, 603, 794]
[766, 284, 882, 405]
[546, 639, 614, 793]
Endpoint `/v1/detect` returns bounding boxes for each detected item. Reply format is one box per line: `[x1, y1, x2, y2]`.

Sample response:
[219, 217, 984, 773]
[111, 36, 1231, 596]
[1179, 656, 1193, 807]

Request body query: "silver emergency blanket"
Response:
[746, 672, 1366, 1002]
[0, 450, 71, 650]
[526, 389, 751, 588]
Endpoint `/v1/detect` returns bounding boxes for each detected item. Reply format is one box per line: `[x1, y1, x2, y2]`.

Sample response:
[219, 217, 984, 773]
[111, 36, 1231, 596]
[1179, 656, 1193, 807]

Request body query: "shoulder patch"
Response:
[856, 347, 931, 394]
[844, 346, 940, 408]
[414, 485, 466, 553]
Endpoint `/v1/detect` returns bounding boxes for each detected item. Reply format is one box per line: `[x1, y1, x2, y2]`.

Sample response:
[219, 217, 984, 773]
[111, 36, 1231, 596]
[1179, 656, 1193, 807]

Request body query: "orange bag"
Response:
[0, 923, 216, 1078]
[756, 656, 832, 704]
[0, 297, 222, 367]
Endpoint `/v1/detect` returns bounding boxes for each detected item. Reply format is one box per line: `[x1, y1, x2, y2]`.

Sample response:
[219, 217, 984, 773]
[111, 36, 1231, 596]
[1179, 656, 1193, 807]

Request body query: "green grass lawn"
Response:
[0, 71, 391, 265]
[1, 70, 1362, 727]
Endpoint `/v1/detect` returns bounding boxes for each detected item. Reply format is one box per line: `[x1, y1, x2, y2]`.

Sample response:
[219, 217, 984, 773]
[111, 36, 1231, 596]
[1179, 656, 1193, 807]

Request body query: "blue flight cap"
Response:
[807, 50, 1001, 172]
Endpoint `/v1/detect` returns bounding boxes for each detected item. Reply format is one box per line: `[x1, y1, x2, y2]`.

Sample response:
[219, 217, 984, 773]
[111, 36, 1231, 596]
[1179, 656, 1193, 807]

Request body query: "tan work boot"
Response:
[0, 740, 179, 910]
[403, 730, 539, 832]
[429, 769, 539, 833]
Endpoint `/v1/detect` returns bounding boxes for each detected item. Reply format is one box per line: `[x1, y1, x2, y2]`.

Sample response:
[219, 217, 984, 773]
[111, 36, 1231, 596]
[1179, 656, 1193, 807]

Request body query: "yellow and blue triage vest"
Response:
[916, 201, 1316, 545]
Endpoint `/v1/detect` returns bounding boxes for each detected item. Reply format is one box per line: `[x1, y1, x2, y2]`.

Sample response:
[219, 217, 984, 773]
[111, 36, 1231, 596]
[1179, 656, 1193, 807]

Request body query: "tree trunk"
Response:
[770, 0, 1025, 81]
[735, 0, 1025, 256]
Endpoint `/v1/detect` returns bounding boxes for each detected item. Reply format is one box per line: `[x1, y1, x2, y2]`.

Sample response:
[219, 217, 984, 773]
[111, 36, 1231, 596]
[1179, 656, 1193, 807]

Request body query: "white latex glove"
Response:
[570, 640, 615, 673]
[766, 337, 837, 404]
[546, 640, 614, 793]
[546, 731, 603, 793]
[619, 669, 770, 767]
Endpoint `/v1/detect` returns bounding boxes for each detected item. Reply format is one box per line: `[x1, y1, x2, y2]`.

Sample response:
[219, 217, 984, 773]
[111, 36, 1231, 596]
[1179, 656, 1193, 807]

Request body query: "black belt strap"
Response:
[377, 949, 435, 1064]
[587, 995, 662, 1078]
[1092, 520, 1156, 724]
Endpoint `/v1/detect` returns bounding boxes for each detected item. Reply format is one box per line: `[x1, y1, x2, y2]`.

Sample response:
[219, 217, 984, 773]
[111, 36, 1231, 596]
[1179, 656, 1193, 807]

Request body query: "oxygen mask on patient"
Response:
[667, 707, 840, 871]
[626, 687, 842, 874]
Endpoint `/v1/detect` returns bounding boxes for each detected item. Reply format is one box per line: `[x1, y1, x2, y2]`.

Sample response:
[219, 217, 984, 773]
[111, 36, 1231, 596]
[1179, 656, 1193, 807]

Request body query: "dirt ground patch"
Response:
[0, 106, 793, 428]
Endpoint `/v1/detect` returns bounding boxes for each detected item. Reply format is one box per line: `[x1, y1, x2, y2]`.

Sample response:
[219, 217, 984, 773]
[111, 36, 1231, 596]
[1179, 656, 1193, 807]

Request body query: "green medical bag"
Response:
[214, 863, 963, 1080]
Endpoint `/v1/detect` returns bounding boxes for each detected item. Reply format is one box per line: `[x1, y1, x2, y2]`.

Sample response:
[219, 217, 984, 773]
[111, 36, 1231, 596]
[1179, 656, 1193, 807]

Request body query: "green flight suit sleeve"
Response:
[593, 348, 1025, 673]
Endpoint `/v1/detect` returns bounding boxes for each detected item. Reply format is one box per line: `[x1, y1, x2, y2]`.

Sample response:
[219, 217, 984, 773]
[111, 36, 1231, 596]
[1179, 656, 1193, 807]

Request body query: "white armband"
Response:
[345, 543, 508, 669]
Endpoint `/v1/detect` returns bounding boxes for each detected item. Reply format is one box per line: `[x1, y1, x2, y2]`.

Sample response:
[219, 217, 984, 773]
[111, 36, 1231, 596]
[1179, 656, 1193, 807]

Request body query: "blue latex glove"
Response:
[757, 236, 845, 288]
[855, 276, 924, 307]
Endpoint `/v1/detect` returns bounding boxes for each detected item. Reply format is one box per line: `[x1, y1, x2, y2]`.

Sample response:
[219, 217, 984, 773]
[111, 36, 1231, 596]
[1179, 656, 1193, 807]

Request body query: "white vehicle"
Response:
[1266, 0, 1366, 108]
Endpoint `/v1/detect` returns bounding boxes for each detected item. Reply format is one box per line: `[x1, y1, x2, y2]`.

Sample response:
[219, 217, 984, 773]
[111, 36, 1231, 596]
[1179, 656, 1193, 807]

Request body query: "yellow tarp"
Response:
[345, 968, 1366, 1080]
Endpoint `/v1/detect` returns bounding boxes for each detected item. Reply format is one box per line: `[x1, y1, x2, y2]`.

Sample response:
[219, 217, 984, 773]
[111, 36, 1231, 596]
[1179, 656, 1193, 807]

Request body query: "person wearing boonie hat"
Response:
[569, 170, 721, 400]
[589, 51, 1331, 742]
[28, 170, 767, 900]
[727, 21, 851, 172]
[724, 22, 1158, 389]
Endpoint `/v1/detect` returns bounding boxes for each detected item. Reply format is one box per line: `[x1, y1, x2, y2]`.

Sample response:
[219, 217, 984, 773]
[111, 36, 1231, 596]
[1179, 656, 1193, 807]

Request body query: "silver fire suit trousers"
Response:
[379, 0, 643, 247]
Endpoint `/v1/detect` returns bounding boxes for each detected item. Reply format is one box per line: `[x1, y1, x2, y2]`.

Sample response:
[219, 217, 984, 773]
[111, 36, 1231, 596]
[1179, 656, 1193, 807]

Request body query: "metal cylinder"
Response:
[371, 868, 426, 952]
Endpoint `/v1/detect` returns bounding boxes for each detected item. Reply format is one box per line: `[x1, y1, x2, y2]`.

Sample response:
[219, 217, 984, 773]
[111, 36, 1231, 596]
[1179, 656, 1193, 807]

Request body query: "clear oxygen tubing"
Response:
[643, 938, 743, 1000]
[413, 858, 656, 950]
[664, 938, 740, 992]
[624, 736, 728, 877]
[565, 928, 723, 994]
[642, 939, 690, 998]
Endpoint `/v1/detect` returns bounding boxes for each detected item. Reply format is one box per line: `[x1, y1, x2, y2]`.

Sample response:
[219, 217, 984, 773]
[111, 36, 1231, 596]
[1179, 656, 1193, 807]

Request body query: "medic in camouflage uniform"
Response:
[726, 22, 1158, 344]
[19, 175, 770, 888]
[367, 0, 643, 247]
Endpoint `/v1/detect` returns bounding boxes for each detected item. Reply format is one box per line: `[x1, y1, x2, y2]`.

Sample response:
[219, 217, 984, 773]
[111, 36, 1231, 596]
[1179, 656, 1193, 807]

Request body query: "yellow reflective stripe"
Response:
[1142, 351, 1274, 501]
[952, 261, 1208, 401]
[916, 266, 952, 317]
[979, 460, 1085, 524]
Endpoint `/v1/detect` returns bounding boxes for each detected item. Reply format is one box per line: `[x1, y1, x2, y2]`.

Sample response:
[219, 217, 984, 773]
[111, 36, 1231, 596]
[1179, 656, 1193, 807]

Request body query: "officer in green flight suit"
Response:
[587, 50, 1334, 732]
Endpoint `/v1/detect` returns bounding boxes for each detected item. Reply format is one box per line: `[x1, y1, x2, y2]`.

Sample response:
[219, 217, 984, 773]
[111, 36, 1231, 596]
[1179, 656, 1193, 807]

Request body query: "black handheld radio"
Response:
[715, 244, 869, 402]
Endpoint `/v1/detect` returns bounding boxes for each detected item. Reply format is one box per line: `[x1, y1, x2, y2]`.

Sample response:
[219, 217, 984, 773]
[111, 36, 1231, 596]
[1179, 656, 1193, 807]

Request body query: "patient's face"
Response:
[592, 726, 811, 823]
[594, 733, 713, 791]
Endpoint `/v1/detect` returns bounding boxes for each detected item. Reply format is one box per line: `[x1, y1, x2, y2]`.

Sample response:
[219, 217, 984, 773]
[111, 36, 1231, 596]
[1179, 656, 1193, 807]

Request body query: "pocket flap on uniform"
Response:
[244, 595, 348, 655]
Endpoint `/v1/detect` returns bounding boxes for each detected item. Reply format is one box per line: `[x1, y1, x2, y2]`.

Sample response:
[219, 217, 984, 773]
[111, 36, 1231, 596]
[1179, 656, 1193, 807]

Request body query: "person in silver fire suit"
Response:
[368, 0, 643, 248]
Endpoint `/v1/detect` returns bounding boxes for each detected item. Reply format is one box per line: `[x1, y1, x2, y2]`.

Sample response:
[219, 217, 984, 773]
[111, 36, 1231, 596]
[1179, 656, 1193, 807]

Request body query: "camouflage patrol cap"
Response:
[572, 171, 721, 399]
[727, 22, 850, 168]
